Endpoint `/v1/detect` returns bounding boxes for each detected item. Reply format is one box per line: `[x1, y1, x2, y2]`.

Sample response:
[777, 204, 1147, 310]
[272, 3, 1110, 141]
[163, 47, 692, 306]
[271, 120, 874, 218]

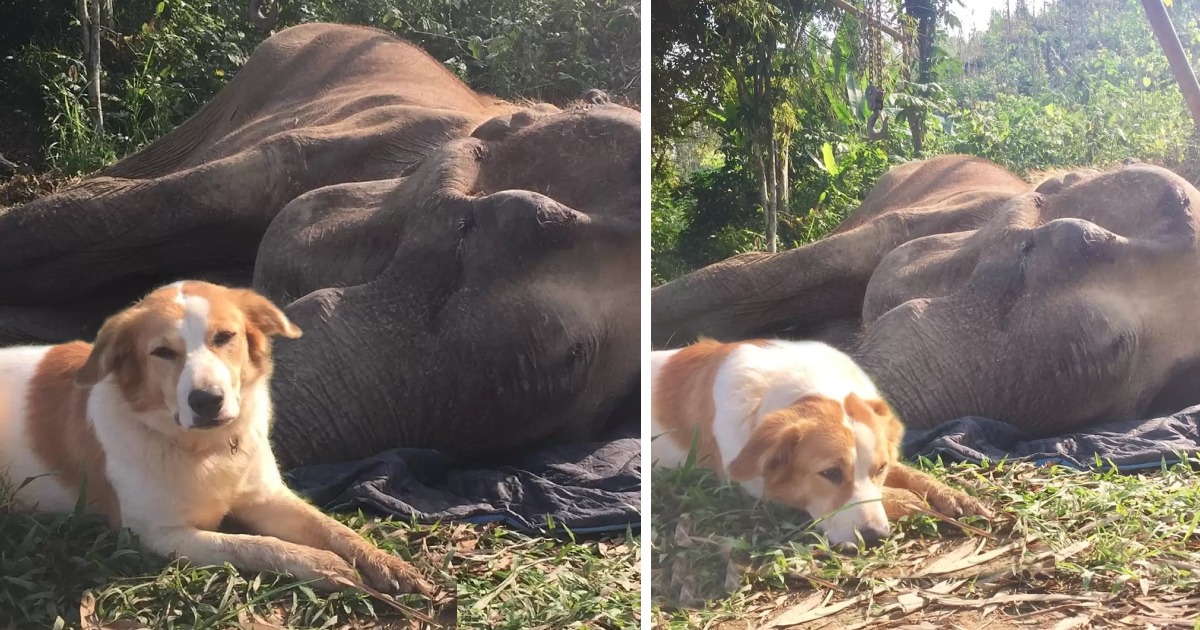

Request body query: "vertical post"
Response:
[88, 0, 103, 133]
[1141, 0, 1200, 133]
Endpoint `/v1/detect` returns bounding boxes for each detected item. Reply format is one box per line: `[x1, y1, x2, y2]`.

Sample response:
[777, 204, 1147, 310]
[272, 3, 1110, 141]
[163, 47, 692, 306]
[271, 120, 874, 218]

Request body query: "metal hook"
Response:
[865, 84, 889, 141]
[249, 0, 280, 29]
[866, 110, 889, 141]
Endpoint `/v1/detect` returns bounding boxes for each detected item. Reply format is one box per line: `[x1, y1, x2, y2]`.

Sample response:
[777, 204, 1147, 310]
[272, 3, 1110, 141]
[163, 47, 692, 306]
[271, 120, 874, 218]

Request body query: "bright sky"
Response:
[950, 0, 1050, 36]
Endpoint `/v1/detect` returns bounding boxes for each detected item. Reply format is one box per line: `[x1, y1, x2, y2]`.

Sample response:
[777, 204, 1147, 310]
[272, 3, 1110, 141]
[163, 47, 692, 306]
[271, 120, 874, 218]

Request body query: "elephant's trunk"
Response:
[855, 336, 954, 432]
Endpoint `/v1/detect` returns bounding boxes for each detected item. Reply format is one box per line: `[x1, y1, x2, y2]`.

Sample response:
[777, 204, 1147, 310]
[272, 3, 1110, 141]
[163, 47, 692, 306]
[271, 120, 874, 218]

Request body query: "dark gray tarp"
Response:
[902, 405, 1200, 471]
[285, 420, 640, 535]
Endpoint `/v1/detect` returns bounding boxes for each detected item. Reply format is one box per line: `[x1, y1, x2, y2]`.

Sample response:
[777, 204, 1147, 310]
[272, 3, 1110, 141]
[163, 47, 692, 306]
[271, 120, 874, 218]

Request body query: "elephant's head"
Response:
[858, 162, 1200, 435]
[258, 96, 642, 466]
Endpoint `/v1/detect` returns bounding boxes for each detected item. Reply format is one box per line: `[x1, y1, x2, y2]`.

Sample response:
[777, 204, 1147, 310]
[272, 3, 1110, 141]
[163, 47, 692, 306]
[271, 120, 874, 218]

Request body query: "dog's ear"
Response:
[845, 392, 905, 456]
[236, 290, 302, 339]
[727, 395, 842, 482]
[77, 310, 139, 386]
[727, 415, 809, 482]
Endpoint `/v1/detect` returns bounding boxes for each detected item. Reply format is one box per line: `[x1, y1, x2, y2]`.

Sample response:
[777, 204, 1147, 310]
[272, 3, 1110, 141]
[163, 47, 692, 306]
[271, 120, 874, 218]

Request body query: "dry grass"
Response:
[1, 484, 640, 629]
[651, 455, 1200, 629]
[0, 170, 74, 211]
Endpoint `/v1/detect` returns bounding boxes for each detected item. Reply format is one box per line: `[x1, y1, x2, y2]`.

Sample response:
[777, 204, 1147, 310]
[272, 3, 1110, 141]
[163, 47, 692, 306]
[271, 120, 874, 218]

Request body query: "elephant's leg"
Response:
[0, 307, 105, 346]
[651, 220, 895, 348]
[0, 146, 305, 304]
[650, 193, 1019, 348]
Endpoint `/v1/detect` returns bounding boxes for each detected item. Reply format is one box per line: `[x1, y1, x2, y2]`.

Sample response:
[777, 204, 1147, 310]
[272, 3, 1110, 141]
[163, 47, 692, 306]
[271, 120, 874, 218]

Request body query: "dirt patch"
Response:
[0, 170, 74, 210]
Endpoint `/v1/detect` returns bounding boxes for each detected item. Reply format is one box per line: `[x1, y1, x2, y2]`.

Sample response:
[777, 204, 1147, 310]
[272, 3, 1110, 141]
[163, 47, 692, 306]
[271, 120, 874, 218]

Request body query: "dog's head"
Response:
[76, 281, 301, 431]
[727, 392, 903, 547]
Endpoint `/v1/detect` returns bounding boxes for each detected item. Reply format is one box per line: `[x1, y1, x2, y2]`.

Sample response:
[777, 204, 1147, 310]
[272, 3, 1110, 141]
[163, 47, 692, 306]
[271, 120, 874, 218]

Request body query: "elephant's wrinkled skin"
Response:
[653, 155, 1200, 437]
[0, 23, 640, 468]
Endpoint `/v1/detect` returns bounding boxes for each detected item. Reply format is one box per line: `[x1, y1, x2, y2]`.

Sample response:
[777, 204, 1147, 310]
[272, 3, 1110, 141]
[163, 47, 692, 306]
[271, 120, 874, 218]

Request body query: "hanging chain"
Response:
[862, 0, 888, 139]
[868, 0, 884, 91]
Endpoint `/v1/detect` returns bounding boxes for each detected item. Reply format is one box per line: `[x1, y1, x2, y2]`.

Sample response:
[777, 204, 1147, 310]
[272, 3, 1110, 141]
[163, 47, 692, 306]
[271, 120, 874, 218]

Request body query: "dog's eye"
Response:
[213, 331, 235, 347]
[875, 464, 888, 478]
[819, 468, 844, 484]
[151, 346, 178, 360]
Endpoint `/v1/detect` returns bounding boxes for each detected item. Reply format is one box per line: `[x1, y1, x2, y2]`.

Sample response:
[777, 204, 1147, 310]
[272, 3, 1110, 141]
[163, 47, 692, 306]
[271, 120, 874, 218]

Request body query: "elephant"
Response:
[0, 23, 641, 468]
[653, 154, 1200, 437]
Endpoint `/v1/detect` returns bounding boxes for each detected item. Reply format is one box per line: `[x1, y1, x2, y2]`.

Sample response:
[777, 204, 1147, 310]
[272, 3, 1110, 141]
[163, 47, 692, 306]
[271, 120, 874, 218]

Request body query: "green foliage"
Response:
[1, 0, 639, 175]
[652, 0, 1200, 284]
[287, 0, 639, 104]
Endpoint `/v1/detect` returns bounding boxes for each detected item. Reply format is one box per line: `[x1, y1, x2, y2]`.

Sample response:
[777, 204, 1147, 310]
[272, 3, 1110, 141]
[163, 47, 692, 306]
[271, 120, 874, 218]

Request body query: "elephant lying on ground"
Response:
[653, 155, 1200, 437]
[0, 23, 640, 468]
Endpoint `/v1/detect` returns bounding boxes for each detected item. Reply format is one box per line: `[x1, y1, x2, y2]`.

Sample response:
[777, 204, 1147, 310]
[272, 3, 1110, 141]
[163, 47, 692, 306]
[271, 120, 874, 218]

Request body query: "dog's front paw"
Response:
[925, 485, 993, 520]
[304, 550, 365, 591]
[356, 550, 434, 597]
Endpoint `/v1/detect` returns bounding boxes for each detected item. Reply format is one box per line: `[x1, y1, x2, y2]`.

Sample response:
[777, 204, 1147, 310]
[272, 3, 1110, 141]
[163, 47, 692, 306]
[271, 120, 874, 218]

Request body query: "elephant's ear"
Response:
[76, 309, 140, 386]
[236, 290, 302, 339]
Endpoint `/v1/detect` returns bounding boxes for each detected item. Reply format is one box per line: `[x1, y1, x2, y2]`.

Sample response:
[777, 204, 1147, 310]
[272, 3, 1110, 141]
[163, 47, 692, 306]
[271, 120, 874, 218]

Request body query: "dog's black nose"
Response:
[188, 388, 224, 419]
[860, 526, 889, 548]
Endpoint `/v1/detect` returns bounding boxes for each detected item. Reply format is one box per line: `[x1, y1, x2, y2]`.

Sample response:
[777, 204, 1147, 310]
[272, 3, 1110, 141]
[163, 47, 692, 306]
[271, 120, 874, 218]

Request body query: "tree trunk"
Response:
[87, 0, 103, 133]
[905, 4, 937, 157]
[77, 0, 90, 65]
[766, 133, 778, 253]
[757, 152, 772, 252]
[778, 142, 789, 240]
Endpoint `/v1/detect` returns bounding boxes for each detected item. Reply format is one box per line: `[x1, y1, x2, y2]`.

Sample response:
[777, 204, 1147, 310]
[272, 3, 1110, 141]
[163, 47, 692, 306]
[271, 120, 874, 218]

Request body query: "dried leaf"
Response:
[917, 539, 985, 576]
[766, 591, 826, 625]
[768, 585, 890, 627]
[936, 592, 1109, 608]
[79, 592, 99, 630]
[768, 596, 861, 627]
[673, 514, 695, 548]
[1052, 615, 1092, 630]
[897, 591, 925, 613]
[1052, 540, 1091, 563]
[918, 536, 1028, 576]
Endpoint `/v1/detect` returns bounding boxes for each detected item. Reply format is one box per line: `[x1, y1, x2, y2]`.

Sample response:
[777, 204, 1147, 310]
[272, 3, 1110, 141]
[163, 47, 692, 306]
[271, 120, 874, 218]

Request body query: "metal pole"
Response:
[1141, 0, 1200, 133]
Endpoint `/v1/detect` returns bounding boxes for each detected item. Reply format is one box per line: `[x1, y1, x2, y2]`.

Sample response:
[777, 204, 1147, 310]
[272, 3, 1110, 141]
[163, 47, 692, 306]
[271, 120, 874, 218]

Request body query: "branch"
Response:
[824, 0, 906, 42]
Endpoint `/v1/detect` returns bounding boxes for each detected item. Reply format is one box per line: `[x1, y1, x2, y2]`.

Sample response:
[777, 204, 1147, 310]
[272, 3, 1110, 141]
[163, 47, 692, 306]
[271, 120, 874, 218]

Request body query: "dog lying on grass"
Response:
[0, 281, 431, 595]
[651, 338, 992, 547]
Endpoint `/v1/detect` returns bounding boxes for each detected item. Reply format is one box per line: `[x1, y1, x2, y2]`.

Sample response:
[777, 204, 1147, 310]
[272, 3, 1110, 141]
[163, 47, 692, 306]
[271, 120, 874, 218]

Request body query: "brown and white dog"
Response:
[651, 338, 990, 547]
[0, 281, 431, 595]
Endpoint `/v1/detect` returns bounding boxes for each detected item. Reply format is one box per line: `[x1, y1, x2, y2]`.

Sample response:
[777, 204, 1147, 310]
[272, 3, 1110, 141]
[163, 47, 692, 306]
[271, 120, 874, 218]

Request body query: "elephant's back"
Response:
[833, 155, 1029, 235]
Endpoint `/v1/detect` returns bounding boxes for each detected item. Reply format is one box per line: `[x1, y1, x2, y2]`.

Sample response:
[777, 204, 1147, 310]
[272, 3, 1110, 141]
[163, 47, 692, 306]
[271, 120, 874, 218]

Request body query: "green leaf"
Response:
[1142, 76, 1152, 88]
[820, 142, 839, 177]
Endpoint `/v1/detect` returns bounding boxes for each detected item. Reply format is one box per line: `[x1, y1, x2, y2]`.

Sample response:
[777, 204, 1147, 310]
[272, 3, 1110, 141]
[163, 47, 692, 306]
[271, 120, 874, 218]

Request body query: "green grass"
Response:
[651, 455, 1200, 629]
[455, 525, 641, 629]
[0, 482, 640, 629]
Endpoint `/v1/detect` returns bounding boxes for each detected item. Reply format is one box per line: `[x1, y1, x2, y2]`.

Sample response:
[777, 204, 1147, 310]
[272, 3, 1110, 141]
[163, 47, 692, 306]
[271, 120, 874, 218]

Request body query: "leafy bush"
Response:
[652, 0, 1200, 284]
[1, 0, 639, 175]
